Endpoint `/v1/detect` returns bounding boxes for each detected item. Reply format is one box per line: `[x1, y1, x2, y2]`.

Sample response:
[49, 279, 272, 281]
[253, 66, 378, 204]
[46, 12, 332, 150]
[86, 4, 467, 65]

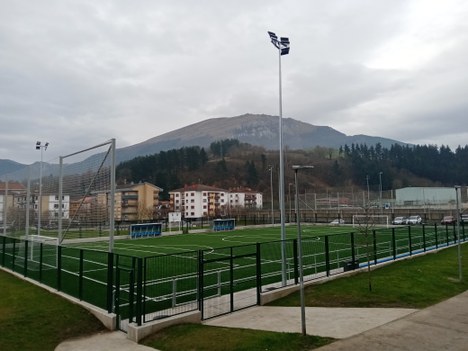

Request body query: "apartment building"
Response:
[169, 184, 229, 219]
[169, 184, 263, 219]
[229, 186, 263, 209]
[114, 182, 163, 222]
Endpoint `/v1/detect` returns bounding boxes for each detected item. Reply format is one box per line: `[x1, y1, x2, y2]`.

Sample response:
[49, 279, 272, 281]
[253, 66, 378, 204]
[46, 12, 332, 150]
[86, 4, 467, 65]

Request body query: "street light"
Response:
[455, 185, 463, 281]
[268, 31, 290, 286]
[288, 182, 294, 223]
[366, 175, 370, 204]
[292, 164, 314, 336]
[379, 171, 383, 212]
[35, 141, 49, 236]
[268, 165, 274, 225]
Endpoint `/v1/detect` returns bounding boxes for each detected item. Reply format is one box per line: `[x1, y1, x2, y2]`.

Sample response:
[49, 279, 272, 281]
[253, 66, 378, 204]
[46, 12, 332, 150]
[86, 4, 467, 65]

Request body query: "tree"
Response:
[353, 203, 378, 292]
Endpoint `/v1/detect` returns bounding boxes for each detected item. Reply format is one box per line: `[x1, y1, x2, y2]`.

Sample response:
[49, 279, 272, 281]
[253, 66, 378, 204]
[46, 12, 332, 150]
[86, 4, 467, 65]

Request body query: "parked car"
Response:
[392, 216, 407, 225]
[441, 215, 456, 225]
[407, 215, 423, 225]
[330, 218, 345, 225]
[461, 214, 468, 224]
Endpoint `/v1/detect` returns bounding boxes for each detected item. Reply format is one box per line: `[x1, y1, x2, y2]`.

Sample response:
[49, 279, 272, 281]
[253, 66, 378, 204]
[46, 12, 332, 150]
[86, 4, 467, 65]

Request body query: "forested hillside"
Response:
[116, 140, 468, 200]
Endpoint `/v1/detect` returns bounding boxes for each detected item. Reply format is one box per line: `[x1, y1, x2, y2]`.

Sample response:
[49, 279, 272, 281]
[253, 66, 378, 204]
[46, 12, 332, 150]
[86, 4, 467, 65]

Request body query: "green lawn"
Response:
[0, 269, 105, 351]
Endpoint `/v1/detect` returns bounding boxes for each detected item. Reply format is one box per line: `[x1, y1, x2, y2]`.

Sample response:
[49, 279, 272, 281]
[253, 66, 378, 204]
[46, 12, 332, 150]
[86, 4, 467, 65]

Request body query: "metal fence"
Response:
[1, 223, 466, 331]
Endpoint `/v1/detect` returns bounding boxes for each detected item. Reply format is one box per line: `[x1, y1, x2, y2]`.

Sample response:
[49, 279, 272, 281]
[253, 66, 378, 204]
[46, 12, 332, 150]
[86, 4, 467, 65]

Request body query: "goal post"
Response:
[58, 139, 116, 252]
[352, 214, 389, 228]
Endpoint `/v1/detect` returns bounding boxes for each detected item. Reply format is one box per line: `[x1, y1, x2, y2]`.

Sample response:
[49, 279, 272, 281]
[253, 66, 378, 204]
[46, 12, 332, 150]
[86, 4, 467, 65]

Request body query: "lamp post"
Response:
[455, 185, 463, 281]
[379, 171, 383, 212]
[35, 141, 49, 236]
[366, 175, 370, 204]
[268, 165, 274, 225]
[268, 31, 290, 286]
[292, 164, 313, 336]
[289, 182, 294, 223]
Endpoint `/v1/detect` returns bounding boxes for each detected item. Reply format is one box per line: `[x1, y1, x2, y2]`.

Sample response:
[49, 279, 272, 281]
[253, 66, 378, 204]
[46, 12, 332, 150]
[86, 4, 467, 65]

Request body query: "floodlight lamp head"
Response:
[36, 141, 41, 150]
[44, 142, 49, 150]
[292, 165, 314, 170]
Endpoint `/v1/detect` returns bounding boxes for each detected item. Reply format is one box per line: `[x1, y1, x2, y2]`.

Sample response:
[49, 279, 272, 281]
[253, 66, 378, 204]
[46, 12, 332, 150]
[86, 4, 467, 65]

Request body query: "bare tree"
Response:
[353, 203, 378, 292]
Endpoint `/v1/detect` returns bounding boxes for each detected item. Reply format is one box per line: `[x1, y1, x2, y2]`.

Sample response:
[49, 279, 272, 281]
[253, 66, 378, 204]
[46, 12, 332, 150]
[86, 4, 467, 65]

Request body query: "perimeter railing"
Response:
[1, 223, 466, 330]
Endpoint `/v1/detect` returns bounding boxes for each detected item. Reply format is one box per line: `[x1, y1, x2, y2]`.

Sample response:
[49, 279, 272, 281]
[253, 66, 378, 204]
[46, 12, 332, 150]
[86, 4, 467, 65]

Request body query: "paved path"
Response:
[56, 290, 468, 351]
[204, 306, 418, 339]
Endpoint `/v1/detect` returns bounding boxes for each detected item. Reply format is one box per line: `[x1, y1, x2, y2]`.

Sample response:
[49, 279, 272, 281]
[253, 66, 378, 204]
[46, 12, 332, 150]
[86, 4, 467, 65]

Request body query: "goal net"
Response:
[352, 214, 389, 228]
[57, 139, 116, 251]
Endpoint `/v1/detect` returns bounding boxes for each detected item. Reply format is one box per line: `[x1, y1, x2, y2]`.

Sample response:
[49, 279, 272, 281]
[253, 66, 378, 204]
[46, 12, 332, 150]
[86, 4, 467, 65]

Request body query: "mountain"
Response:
[116, 113, 406, 162]
[0, 114, 407, 178]
[0, 159, 27, 176]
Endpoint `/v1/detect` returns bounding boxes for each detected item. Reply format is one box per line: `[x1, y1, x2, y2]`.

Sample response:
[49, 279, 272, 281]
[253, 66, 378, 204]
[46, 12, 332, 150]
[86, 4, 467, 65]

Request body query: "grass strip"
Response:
[0, 269, 105, 351]
[142, 324, 333, 351]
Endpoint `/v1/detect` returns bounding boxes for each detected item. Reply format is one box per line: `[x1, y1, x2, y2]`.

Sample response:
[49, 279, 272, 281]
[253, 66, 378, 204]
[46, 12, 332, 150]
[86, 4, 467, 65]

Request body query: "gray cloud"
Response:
[1, 0, 468, 164]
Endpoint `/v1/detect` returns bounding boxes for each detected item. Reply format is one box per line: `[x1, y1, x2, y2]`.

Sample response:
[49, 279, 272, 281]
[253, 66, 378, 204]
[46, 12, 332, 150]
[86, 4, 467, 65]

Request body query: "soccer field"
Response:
[67, 224, 355, 257]
[3, 222, 463, 326]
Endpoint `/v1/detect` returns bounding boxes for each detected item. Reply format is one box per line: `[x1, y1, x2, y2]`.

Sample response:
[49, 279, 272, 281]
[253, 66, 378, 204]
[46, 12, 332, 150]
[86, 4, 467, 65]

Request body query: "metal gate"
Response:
[199, 244, 261, 320]
[114, 256, 143, 332]
[115, 266, 134, 331]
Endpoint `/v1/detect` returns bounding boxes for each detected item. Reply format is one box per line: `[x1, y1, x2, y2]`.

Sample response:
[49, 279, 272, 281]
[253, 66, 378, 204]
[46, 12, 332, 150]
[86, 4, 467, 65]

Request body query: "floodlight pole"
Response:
[293, 165, 313, 336]
[455, 185, 463, 281]
[269, 165, 274, 225]
[379, 171, 383, 212]
[268, 31, 290, 286]
[36, 141, 49, 236]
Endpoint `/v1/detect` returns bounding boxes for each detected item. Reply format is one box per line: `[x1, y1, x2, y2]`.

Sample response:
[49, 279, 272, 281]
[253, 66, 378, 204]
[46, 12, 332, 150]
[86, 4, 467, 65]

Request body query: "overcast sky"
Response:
[2, 0, 468, 164]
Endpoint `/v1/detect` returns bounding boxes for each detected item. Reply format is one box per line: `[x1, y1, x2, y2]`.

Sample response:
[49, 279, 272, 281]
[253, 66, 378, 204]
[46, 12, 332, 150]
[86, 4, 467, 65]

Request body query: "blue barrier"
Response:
[130, 223, 162, 239]
[212, 218, 236, 232]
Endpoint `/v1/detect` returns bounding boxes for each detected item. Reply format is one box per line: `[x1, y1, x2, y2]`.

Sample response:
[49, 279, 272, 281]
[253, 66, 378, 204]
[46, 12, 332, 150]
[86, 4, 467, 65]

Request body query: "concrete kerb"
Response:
[127, 311, 201, 342]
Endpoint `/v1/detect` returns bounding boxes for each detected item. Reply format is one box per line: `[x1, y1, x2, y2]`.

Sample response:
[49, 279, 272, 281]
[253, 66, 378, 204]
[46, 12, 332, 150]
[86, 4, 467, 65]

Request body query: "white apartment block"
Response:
[170, 184, 263, 219]
[170, 184, 229, 219]
[46, 194, 70, 220]
[229, 187, 263, 209]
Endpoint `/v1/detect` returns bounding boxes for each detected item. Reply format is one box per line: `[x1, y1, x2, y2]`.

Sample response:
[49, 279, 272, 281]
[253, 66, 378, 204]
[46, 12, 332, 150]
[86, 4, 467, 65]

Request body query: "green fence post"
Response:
[128, 259, 136, 324]
[136, 257, 143, 326]
[445, 224, 449, 246]
[198, 250, 204, 319]
[408, 226, 412, 255]
[229, 247, 234, 312]
[435, 224, 438, 249]
[373, 230, 377, 265]
[24, 240, 28, 277]
[392, 228, 396, 259]
[57, 245, 62, 291]
[422, 224, 426, 252]
[79, 250, 84, 300]
[142, 257, 147, 323]
[293, 239, 299, 285]
[1, 236, 5, 267]
[325, 236, 330, 277]
[12, 239, 16, 271]
[351, 232, 356, 265]
[106, 252, 114, 314]
[39, 243, 43, 282]
[256, 243, 261, 304]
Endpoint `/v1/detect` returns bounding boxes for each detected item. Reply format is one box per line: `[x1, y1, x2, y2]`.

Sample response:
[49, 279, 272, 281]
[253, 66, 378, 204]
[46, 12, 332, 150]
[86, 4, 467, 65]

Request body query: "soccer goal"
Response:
[352, 214, 389, 228]
[57, 139, 116, 251]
